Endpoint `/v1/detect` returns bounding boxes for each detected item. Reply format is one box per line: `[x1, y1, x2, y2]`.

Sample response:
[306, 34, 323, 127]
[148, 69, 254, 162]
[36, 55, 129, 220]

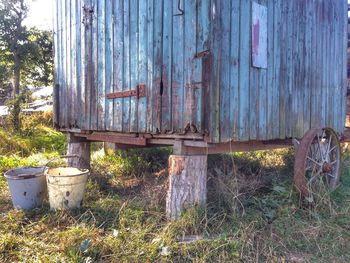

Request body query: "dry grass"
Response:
[1, 119, 350, 262]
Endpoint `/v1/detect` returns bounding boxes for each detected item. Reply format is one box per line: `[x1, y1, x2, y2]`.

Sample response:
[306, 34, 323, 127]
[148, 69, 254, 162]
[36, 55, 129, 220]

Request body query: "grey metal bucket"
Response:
[4, 167, 47, 209]
[45, 167, 89, 210]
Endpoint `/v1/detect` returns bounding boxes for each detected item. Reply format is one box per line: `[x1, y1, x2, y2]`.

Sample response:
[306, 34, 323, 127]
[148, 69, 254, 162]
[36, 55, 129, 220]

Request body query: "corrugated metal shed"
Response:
[53, 0, 348, 143]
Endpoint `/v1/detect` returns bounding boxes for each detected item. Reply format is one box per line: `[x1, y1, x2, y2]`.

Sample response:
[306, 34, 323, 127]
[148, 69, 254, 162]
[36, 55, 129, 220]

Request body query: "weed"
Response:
[1, 122, 350, 261]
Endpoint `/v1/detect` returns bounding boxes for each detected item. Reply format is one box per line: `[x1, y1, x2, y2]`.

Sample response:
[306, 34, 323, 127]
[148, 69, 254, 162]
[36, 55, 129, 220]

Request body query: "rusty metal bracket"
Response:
[106, 84, 146, 99]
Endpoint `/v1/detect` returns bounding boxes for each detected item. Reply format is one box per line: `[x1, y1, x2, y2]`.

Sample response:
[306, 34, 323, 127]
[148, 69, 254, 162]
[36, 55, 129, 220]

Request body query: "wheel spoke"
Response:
[328, 145, 338, 154]
[326, 173, 335, 178]
[307, 169, 322, 186]
[294, 128, 340, 200]
[323, 135, 332, 162]
[316, 133, 323, 160]
[307, 156, 321, 166]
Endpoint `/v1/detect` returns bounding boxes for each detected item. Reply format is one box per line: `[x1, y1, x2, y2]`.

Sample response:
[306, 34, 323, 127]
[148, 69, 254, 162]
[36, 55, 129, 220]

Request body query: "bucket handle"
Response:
[43, 155, 81, 172]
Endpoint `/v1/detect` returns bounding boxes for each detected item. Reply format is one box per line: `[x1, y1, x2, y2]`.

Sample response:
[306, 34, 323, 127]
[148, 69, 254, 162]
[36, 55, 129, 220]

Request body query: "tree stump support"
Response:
[67, 133, 91, 169]
[166, 141, 208, 220]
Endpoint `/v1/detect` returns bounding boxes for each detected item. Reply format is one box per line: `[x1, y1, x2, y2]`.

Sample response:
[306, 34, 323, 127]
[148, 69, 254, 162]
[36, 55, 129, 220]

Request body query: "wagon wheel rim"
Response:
[294, 128, 340, 202]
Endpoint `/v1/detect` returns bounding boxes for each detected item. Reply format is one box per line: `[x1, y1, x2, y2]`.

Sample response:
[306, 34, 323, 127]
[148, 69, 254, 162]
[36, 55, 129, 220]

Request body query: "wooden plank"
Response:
[229, 0, 240, 140]
[238, 0, 251, 141]
[303, 0, 312, 135]
[122, 0, 130, 132]
[105, 0, 113, 130]
[310, 0, 318, 129]
[333, 0, 339, 131]
[219, 0, 231, 141]
[341, 0, 348, 132]
[152, 0, 163, 132]
[67, 0, 72, 128]
[334, 0, 340, 131]
[254, 1, 267, 141]
[249, 2, 261, 140]
[129, 0, 138, 132]
[249, 67, 258, 141]
[112, 0, 123, 131]
[327, 2, 334, 129]
[146, 0, 154, 132]
[183, 0, 197, 133]
[278, 0, 287, 139]
[76, 0, 83, 129]
[258, 60, 267, 140]
[181, 141, 291, 155]
[266, 0, 274, 139]
[196, 0, 210, 134]
[340, 0, 348, 132]
[323, 2, 330, 129]
[97, 0, 106, 130]
[86, 133, 146, 145]
[137, 0, 148, 133]
[79, 0, 86, 130]
[84, 0, 93, 130]
[60, 0, 67, 128]
[207, 0, 220, 142]
[285, 0, 294, 138]
[295, 1, 304, 138]
[90, 0, 98, 130]
[71, 0, 77, 128]
[336, 0, 345, 132]
[53, 0, 59, 126]
[160, 0, 172, 132]
[320, 0, 327, 128]
[272, 0, 281, 139]
[172, 0, 184, 133]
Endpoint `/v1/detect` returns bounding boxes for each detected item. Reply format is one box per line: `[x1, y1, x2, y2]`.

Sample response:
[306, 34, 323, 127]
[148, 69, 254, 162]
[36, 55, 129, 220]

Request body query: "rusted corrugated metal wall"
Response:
[54, 0, 348, 143]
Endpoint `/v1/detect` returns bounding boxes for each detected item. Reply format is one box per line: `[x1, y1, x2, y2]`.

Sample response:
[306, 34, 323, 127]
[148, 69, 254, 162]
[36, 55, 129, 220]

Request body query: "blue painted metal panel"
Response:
[54, 0, 348, 143]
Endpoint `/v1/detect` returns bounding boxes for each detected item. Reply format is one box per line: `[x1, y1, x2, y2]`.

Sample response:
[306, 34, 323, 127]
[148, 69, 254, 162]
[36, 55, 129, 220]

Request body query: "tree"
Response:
[0, 0, 53, 129]
[0, 0, 29, 97]
[25, 28, 53, 87]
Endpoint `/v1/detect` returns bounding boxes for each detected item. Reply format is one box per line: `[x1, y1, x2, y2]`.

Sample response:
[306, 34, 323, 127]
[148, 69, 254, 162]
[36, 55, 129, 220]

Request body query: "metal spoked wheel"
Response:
[293, 127, 341, 202]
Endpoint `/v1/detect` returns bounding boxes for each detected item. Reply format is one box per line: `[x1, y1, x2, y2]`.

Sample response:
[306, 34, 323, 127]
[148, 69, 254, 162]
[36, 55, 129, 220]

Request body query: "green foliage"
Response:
[92, 147, 171, 178]
[25, 28, 53, 87]
[0, 112, 66, 156]
[0, 0, 53, 87]
[0, 121, 350, 261]
[0, 128, 31, 156]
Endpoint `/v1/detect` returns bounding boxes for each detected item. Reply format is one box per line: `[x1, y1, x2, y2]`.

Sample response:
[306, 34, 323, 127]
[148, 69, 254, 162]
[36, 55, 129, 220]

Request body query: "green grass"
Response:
[1, 119, 350, 262]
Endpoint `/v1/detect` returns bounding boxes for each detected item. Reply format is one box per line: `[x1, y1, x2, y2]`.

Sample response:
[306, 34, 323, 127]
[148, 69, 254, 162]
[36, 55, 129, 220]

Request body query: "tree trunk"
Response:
[13, 54, 20, 96]
[166, 155, 208, 220]
[67, 133, 91, 169]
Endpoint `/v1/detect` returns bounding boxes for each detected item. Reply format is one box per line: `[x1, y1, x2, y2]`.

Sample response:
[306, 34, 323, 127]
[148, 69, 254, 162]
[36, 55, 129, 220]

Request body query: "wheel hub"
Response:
[322, 162, 333, 173]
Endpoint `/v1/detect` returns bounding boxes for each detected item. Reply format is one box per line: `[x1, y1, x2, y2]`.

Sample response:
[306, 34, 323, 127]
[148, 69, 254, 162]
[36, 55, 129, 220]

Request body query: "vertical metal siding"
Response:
[54, 0, 347, 143]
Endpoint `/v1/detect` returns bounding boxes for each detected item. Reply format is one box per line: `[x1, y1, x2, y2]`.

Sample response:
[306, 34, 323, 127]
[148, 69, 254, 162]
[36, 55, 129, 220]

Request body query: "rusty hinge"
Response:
[106, 84, 146, 99]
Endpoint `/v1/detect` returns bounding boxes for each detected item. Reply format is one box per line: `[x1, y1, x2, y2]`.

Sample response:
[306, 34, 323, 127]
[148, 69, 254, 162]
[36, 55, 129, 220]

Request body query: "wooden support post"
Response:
[67, 133, 91, 169]
[166, 154, 208, 220]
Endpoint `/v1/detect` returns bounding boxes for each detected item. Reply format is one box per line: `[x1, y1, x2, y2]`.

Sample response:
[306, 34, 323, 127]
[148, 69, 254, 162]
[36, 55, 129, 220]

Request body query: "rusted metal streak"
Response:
[86, 132, 146, 145]
[106, 84, 146, 99]
[194, 49, 210, 59]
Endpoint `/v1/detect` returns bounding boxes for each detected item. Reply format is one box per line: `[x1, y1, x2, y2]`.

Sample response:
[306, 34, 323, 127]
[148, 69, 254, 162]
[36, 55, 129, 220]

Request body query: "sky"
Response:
[23, 0, 53, 30]
[23, 0, 350, 31]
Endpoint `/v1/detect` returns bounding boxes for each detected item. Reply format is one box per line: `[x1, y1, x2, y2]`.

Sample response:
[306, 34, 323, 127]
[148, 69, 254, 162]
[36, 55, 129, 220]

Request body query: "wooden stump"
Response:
[67, 134, 91, 169]
[166, 155, 208, 220]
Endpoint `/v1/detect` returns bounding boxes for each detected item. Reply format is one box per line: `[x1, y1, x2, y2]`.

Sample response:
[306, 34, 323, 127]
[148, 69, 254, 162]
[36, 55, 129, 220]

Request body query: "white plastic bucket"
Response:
[45, 167, 89, 210]
[4, 167, 47, 209]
